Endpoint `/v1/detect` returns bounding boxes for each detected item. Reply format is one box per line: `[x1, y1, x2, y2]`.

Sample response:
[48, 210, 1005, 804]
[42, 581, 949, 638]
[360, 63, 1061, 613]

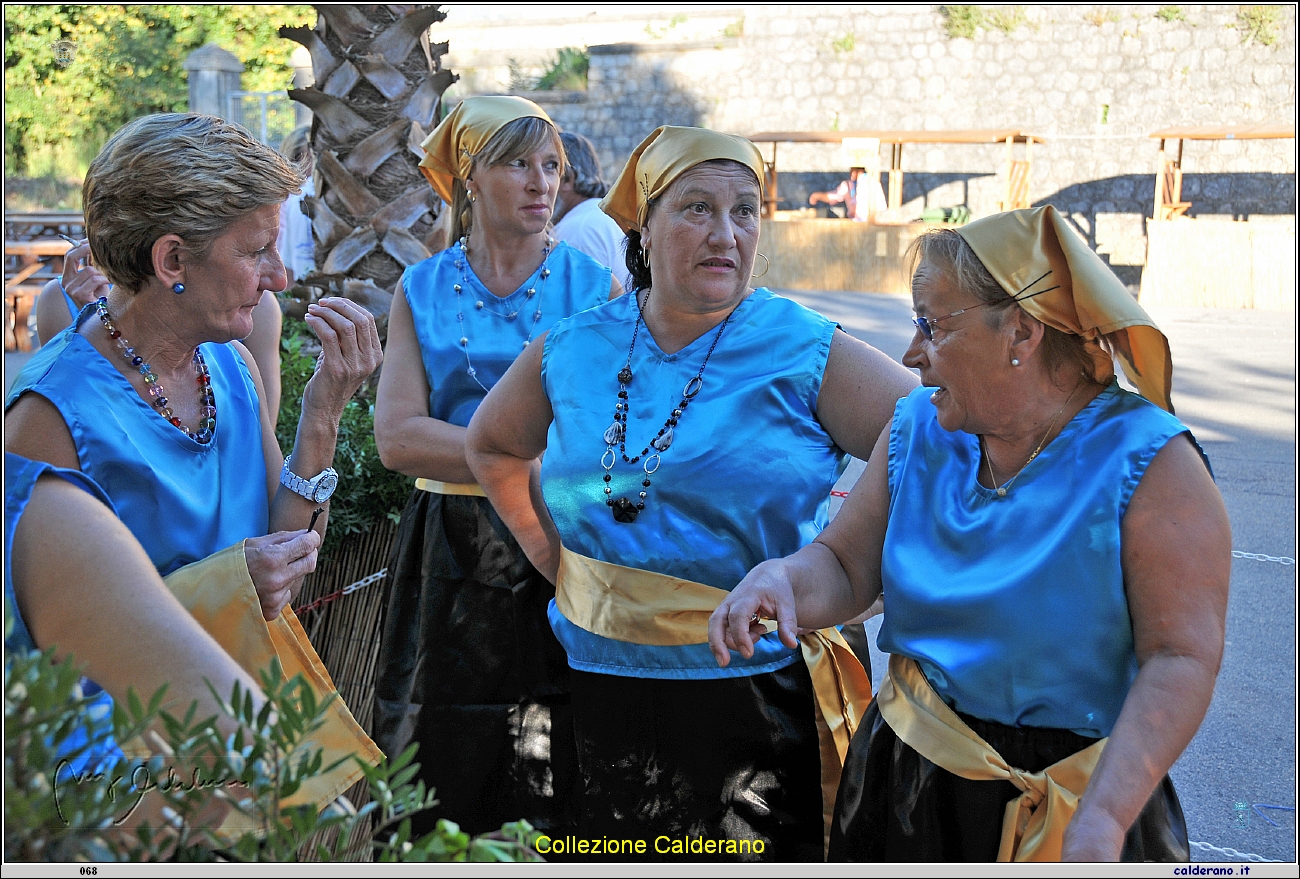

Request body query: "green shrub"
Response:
[275, 316, 413, 557]
[4, 644, 543, 862]
[536, 47, 589, 91]
[941, 5, 985, 39]
[1238, 6, 1281, 46]
[1156, 5, 1186, 22]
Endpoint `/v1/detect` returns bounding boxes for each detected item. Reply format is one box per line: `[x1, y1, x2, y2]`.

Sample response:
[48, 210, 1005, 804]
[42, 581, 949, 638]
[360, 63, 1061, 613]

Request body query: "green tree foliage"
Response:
[4, 5, 314, 175]
[5, 643, 544, 862]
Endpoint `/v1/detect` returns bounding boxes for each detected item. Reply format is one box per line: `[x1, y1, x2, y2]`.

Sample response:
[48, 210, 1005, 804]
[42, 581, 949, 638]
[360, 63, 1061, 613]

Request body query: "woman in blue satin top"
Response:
[372, 96, 618, 839]
[712, 207, 1231, 863]
[466, 126, 917, 859]
[6, 112, 381, 619]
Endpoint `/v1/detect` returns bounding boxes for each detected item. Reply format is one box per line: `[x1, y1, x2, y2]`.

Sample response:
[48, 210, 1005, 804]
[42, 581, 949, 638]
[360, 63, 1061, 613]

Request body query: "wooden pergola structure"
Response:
[743, 129, 1047, 218]
[1149, 124, 1296, 220]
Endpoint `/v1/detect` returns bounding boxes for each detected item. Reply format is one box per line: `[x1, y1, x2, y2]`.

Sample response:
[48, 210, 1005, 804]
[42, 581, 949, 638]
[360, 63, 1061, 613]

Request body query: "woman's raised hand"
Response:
[708, 558, 802, 667]
[302, 297, 383, 418]
[60, 241, 112, 307]
[244, 528, 322, 621]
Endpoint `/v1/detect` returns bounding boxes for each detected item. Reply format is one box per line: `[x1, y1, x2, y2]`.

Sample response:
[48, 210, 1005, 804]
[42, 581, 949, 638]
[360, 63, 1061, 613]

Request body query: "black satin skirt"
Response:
[829, 700, 1189, 862]
[373, 490, 576, 837]
[567, 661, 825, 862]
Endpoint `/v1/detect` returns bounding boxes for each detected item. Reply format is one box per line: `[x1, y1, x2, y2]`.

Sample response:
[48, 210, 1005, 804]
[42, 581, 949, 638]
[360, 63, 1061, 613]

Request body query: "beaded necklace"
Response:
[454, 234, 554, 393]
[95, 297, 216, 444]
[600, 289, 735, 524]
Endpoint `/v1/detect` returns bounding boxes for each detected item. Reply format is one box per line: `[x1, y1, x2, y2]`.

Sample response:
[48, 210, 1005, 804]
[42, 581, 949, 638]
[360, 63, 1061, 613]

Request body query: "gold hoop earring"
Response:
[752, 252, 770, 279]
[640, 246, 650, 268]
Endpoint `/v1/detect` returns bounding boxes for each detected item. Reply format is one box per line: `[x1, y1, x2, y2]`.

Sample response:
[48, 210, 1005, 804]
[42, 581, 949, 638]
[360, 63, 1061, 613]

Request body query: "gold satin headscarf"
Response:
[956, 205, 1175, 412]
[417, 96, 554, 203]
[599, 126, 766, 233]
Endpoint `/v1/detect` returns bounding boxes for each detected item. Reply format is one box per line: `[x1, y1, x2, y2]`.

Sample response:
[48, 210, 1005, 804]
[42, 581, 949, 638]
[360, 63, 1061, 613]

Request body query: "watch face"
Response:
[313, 472, 338, 503]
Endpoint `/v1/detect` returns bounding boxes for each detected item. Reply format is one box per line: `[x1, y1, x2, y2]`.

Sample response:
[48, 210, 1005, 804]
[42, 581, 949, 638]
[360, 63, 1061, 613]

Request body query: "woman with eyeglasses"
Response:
[710, 206, 1230, 863]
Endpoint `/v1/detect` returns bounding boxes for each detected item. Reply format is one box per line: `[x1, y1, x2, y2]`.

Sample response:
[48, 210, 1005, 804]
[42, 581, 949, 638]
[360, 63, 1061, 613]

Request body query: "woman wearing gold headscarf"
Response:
[373, 96, 620, 836]
[467, 126, 917, 859]
[710, 206, 1230, 863]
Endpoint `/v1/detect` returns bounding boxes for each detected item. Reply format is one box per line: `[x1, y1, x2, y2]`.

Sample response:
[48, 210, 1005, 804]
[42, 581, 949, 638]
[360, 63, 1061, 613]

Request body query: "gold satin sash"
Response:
[555, 546, 873, 854]
[162, 542, 384, 814]
[876, 654, 1105, 862]
[415, 477, 487, 497]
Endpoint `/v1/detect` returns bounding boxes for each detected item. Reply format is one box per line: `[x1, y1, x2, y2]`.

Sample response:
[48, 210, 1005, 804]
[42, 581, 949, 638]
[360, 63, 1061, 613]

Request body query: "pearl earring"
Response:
[1011, 358, 1020, 366]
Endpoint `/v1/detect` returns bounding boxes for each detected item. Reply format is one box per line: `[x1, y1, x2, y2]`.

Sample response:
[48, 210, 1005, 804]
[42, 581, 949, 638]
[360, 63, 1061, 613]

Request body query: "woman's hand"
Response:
[61, 241, 112, 306]
[301, 297, 383, 420]
[709, 559, 802, 666]
[244, 528, 322, 621]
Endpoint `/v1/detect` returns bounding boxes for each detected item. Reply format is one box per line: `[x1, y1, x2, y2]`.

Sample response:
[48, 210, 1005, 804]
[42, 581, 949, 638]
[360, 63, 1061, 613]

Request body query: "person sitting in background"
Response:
[552, 131, 633, 293]
[809, 167, 864, 219]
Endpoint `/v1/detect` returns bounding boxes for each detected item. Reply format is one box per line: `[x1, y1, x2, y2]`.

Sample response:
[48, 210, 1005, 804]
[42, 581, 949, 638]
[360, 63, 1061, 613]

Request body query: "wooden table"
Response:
[4, 211, 85, 243]
[1148, 125, 1296, 220]
[743, 129, 1046, 218]
[5, 238, 72, 351]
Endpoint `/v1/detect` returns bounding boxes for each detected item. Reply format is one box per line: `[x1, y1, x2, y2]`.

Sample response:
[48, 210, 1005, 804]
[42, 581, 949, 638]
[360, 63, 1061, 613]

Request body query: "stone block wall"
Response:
[505, 4, 1296, 286]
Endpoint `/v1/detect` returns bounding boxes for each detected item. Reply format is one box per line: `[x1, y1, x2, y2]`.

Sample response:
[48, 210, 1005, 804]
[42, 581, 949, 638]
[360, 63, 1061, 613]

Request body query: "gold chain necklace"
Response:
[981, 383, 1081, 498]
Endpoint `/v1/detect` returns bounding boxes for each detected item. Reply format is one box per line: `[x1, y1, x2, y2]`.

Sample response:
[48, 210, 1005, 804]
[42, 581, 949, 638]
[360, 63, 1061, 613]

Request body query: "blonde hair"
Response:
[84, 113, 304, 292]
[446, 116, 564, 245]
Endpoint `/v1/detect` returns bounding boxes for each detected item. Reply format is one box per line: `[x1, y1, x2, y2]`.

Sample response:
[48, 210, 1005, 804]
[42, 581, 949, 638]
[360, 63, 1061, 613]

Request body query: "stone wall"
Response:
[479, 4, 1296, 287]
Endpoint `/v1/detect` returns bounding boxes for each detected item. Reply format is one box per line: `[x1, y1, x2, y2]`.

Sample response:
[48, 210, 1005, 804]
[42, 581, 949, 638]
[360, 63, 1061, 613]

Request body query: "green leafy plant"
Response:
[276, 316, 413, 556]
[1156, 5, 1185, 22]
[1238, 6, 1281, 46]
[831, 32, 856, 54]
[536, 47, 589, 91]
[988, 5, 1027, 33]
[5, 644, 544, 862]
[722, 19, 744, 38]
[940, 5, 985, 39]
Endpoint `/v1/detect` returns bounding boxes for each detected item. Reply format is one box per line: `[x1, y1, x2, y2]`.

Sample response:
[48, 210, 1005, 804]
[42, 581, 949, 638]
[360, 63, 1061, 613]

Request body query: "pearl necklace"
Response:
[600, 290, 735, 524]
[95, 297, 216, 443]
[454, 235, 553, 393]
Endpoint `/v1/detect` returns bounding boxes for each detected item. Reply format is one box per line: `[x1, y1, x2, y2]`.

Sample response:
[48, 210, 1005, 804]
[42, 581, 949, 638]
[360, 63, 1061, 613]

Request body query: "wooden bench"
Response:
[5, 238, 72, 351]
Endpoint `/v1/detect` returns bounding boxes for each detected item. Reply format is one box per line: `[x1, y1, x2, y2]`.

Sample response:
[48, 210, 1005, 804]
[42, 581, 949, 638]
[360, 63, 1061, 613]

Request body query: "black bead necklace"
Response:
[600, 289, 735, 524]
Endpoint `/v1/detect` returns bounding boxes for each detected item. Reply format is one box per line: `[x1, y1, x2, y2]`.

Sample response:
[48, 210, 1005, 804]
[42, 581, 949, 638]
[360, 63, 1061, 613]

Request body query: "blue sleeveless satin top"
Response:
[541, 288, 846, 678]
[6, 306, 269, 576]
[403, 241, 610, 426]
[878, 382, 1197, 737]
[4, 452, 121, 774]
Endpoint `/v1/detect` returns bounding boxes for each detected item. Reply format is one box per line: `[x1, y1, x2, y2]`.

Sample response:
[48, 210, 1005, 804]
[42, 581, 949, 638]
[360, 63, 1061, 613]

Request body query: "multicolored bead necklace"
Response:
[95, 297, 216, 444]
[600, 289, 735, 524]
[454, 234, 554, 393]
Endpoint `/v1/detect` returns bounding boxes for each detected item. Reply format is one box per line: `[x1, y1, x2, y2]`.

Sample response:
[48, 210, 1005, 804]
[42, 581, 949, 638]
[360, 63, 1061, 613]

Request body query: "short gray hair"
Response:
[559, 132, 607, 199]
[84, 113, 304, 292]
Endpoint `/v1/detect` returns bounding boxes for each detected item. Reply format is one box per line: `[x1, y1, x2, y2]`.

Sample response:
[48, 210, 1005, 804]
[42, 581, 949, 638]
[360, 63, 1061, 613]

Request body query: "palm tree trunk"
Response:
[280, 4, 457, 333]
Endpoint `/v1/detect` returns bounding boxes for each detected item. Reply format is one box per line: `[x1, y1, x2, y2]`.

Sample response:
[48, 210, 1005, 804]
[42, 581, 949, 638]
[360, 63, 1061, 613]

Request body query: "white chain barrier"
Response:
[1189, 840, 1283, 863]
[1232, 551, 1296, 566]
[294, 567, 388, 615]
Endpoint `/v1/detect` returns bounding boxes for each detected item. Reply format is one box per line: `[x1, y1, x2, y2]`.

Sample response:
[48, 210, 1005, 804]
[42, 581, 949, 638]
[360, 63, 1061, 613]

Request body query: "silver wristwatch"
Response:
[280, 454, 339, 503]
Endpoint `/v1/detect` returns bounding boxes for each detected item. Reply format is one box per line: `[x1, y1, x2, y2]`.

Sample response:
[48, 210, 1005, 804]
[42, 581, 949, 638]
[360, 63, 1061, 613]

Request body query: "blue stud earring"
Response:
[172, 282, 185, 294]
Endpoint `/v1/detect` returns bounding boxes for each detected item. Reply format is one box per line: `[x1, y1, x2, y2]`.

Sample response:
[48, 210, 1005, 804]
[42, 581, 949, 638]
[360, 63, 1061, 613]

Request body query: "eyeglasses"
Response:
[911, 271, 1060, 341]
